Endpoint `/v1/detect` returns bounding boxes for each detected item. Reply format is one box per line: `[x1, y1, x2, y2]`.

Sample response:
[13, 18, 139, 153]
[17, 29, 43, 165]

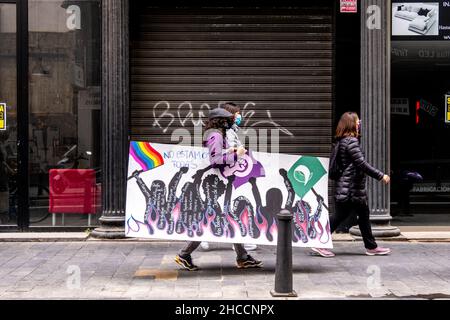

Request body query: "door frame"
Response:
[17, 0, 29, 230]
[0, 0, 29, 230]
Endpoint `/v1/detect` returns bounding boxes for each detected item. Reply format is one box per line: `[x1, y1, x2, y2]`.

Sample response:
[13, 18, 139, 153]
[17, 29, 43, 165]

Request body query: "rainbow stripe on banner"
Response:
[129, 141, 164, 172]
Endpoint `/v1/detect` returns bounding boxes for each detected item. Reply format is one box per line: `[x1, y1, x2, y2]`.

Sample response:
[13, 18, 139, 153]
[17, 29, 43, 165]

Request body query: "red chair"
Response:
[49, 169, 98, 226]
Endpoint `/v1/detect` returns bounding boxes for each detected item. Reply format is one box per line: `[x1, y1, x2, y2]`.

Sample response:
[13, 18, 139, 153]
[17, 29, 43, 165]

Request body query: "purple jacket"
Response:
[204, 130, 237, 169]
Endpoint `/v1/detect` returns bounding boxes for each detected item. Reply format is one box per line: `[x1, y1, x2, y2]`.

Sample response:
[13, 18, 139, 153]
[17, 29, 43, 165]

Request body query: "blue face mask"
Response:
[234, 114, 242, 126]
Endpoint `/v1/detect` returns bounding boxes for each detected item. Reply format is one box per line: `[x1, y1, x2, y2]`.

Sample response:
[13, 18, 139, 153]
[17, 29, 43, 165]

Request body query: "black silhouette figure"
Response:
[222, 175, 249, 238]
[198, 173, 246, 239]
[175, 166, 212, 237]
[279, 168, 324, 243]
[249, 174, 291, 242]
[132, 167, 188, 234]
[200, 173, 226, 237]
[230, 195, 260, 239]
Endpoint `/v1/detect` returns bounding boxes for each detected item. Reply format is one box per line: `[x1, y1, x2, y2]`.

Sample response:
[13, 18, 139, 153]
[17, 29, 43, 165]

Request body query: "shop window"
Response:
[391, 1, 450, 220]
[28, 0, 101, 227]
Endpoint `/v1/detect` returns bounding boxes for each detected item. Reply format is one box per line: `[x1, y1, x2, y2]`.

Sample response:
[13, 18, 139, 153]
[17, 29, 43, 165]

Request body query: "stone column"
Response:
[350, 0, 400, 238]
[91, 0, 129, 239]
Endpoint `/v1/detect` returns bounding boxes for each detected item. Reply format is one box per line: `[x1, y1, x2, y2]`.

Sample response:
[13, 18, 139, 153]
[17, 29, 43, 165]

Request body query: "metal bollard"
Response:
[270, 209, 297, 297]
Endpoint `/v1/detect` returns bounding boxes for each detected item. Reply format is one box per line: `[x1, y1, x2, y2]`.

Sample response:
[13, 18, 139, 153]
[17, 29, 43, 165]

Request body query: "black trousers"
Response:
[331, 200, 378, 250]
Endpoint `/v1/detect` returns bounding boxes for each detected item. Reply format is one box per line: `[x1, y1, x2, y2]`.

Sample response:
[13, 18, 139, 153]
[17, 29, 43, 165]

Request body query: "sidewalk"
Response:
[1, 227, 450, 242]
[0, 240, 449, 299]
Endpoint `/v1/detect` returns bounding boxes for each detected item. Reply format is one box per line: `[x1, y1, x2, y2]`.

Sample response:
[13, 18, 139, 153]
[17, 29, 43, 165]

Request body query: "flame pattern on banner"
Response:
[126, 180, 327, 244]
[126, 159, 329, 245]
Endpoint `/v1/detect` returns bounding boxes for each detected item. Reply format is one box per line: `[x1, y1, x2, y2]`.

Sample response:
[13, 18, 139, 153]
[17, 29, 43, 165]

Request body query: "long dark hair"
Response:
[335, 112, 359, 139]
[204, 117, 230, 138]
[222, 102, 240, 116]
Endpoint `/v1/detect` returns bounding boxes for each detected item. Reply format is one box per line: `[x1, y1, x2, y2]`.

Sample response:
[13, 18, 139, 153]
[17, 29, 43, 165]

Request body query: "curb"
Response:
[0, 233, 450, 243]
[0, 232, 89, 242]
[86, 237, 183, 243]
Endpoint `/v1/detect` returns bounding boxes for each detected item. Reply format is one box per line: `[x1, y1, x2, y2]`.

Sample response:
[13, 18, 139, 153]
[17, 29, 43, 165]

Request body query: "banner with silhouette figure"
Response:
[125, 142, 332, 248]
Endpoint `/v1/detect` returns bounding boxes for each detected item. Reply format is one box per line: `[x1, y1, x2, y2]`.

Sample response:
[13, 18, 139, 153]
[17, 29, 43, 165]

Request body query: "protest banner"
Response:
[125, 142, 332, 248]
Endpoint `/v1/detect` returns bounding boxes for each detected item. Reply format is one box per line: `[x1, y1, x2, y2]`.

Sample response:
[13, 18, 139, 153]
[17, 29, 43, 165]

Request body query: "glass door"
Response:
[1, 1, 102, 230]
[27, 0, 102, 228]
[0, 2, 17, 227]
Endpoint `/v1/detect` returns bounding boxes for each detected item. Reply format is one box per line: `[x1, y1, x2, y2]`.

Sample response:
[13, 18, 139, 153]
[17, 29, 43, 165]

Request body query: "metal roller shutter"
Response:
[130, 3, 334, 157]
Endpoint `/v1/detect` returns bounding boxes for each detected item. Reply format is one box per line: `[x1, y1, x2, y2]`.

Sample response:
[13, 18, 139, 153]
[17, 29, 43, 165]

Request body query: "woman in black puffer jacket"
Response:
[312, 112, 392, 257]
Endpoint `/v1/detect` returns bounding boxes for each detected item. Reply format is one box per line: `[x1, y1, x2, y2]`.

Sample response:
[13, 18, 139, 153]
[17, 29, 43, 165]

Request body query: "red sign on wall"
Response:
[340, 0, 357, 13]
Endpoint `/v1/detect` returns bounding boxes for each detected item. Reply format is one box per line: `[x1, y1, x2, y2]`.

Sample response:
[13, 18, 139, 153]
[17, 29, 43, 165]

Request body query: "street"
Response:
[0, 240, 449, 300]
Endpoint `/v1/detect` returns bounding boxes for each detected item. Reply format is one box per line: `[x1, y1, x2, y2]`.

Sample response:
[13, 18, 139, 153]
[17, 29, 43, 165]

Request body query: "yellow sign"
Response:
[446, 95, 450, 124]
[0, 103, 6, 130]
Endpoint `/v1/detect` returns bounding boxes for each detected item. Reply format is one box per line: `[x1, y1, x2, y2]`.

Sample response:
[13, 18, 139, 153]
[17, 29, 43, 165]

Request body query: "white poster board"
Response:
[125, 142, 333, 249]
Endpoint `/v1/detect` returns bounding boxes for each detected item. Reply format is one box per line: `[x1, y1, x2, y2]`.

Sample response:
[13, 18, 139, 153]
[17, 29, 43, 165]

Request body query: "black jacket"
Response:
[334, 136, 384, 204]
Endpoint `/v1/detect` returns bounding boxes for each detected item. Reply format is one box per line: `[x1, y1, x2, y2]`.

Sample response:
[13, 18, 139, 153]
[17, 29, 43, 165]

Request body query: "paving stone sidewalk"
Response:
[0, 241, 449, 300]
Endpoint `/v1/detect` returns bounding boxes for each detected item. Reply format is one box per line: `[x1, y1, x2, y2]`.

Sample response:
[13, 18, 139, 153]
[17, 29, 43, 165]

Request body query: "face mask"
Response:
[234, 114, 242, 126]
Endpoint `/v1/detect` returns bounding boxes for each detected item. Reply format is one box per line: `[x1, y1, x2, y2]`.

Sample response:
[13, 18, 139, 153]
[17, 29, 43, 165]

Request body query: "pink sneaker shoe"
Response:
[366, 247, 391, 256]
[311, 247, 335, 258]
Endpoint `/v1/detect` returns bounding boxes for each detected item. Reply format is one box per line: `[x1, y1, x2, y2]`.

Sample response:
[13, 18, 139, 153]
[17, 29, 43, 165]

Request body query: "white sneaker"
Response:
[232, 244, 257, 251]
[200, 242, 210, 250]
[244, 243, 257, 251]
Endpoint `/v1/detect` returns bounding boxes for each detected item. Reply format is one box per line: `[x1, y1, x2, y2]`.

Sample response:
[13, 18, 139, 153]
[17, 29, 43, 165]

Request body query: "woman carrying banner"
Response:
[174, 107, 263, 271]
[200, 102, 258, 252]
[311, 112, 391, 257]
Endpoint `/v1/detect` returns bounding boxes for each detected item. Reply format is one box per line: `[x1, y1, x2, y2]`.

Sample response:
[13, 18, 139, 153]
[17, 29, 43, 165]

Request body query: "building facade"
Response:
[0, 0, 448, 235]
